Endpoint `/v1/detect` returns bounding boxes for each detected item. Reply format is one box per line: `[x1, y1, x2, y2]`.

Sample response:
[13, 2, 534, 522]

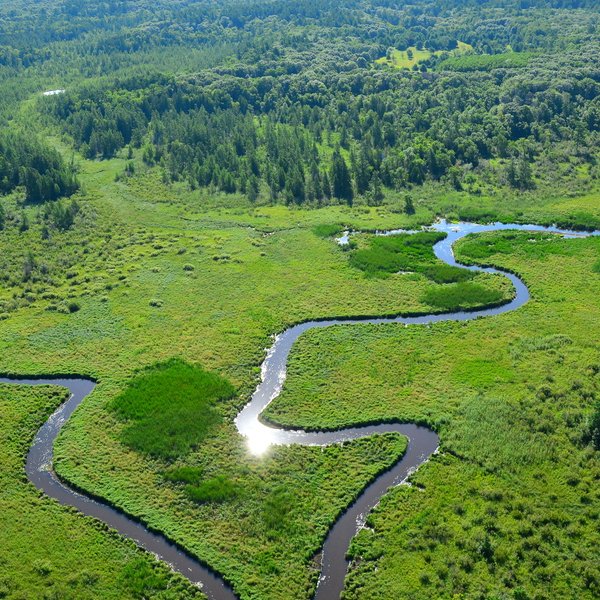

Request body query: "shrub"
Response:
[263, 487, 294, 535]
[422, 282, 505, 311]
[120, 559, 167, 597]
[312, 223, 344, 238]
[588, 401, 600, 450]
[184, 476, 237, 503]
[67, 301, 80, 313]
[109, 359, 235, 459]
[163, 466, 204, 486]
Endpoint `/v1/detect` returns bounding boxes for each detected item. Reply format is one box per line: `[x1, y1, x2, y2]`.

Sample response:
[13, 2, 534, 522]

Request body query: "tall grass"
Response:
[312, 223, 344, 238]
[349, 232, 475, 285]
[110, 359, 235, 460]
[421, 282, 504, 310]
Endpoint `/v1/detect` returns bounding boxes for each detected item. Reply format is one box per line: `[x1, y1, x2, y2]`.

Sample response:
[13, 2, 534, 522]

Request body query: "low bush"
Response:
[184, 475, 238, 504]
[109, 359, 235, 460]
[163, 466, 204, 486]
[587, 401, 600, 450]
[421, 282, 505, 311]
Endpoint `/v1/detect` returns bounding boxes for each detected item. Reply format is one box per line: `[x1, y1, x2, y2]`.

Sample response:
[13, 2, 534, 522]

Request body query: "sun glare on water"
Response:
[244, 425, 277, 456]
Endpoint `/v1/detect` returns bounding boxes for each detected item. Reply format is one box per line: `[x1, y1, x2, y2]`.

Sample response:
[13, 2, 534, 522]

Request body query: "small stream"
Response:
[1, 220, 597, 600]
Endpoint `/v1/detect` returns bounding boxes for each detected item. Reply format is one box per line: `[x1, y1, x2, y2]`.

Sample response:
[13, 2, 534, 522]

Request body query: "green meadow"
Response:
[0, 137, 599, 598]
[376, 41, 473, 70]
[265, 232, 600, 599]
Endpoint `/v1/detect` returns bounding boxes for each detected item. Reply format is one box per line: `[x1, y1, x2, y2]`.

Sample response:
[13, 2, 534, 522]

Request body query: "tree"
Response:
[330, 149, 353, 205]
[0, 202, 5, 230]
[247, 176, 260, 202]
[367, 173, 384, 206]
[404, 194, 415, 215]
[588, 401, 600, 450]
[506, 157, 534, 190]
[19, 212, 29, 232]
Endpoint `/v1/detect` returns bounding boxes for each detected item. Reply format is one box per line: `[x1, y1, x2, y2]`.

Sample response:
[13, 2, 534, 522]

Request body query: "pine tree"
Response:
[330, 149, 353, 205]
[367, 173, 385, 206]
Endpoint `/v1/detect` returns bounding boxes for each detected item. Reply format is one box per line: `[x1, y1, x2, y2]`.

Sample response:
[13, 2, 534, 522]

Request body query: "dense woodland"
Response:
[1, 0, 600, 206]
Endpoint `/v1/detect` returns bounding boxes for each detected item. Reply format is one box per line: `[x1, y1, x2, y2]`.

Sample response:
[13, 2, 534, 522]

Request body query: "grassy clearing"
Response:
[376, 41, 473, 70]
[110, 359, 233, 460]
[264, 233, 600, 599]
[376, 46, 433, 69]
[0, 383, 201, 600]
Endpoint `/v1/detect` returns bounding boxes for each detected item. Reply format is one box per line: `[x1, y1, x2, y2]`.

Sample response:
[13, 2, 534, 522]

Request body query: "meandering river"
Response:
[1, 220, 596, 599]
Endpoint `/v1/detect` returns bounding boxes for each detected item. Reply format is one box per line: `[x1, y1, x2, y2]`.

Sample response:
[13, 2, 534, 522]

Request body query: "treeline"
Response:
[0, 132, 79, 203]
[46, 27, 600, 203]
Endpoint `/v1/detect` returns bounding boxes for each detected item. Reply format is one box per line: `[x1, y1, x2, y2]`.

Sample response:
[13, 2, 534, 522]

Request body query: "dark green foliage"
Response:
[164, 458, 238, 506]
[67, 301, 80, 313]
[0, 132, 78, 203]
[349, 232, 475, 286]
[37, 1, 600, 203]
[439, 52, 535, 71]
[593, 260, 600, 274]
[185, 475, 238, 504]
[0, 202, 5, 230]
[330, 149, 353, 204]
[421, 264, 476, 284]
[588, 401, 600, 449]
[109, 359, 234, 460]
[312, 224, 343, 238]
[421, 282, 505, 310]
[263, 487, 294, 535]
[43, 199, 80, 231]
[163, 466, 204, 486]
[184, 475, 238, 504]
[350, 232, 446, 277]
[119, 559, 175, 598]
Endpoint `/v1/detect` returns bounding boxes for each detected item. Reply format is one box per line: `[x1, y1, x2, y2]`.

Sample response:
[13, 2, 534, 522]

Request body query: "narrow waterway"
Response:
[2, 220, 596, 600]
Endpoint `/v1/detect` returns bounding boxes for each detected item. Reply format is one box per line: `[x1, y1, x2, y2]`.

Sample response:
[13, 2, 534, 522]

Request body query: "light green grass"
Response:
[376, 41, 473, 70]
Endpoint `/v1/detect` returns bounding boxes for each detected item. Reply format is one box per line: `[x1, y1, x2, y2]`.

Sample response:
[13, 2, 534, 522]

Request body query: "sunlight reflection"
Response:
[244, 424, 277, 456]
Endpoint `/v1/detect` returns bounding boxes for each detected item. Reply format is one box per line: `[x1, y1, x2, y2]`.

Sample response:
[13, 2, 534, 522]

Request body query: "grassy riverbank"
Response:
[265, 232, 600, 599]
[0, 383, 201, 599]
